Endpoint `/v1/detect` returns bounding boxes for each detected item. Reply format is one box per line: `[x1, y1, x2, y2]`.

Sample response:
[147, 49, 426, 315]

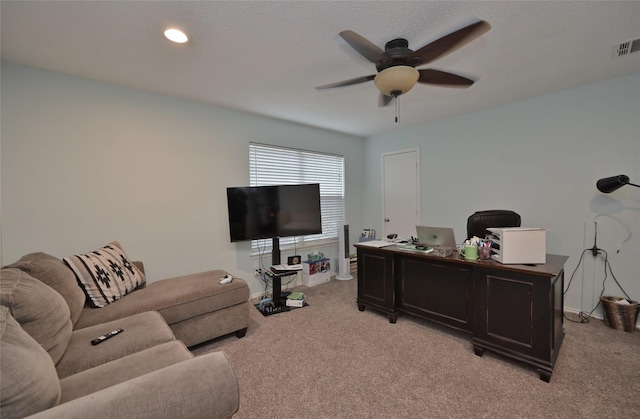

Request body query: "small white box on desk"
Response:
[303, 258, 331, 287]
[487, 227, 546, 264]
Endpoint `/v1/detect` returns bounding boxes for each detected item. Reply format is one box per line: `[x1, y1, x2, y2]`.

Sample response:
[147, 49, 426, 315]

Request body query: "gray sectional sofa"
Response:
[1, 250, 251, 418]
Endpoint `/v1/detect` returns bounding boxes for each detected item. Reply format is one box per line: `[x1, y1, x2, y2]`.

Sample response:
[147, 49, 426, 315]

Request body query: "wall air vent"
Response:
[613, 38, 640, 58]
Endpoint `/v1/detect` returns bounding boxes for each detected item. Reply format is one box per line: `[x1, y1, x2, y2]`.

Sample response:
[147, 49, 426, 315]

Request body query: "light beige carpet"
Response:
[192, 277, 640, 418]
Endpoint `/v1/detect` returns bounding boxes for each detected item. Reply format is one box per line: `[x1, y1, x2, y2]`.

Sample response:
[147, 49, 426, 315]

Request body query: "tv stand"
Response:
[271, 237, 283, 303]
[255, 237, 301, 316]
[271, 273, 294, 307]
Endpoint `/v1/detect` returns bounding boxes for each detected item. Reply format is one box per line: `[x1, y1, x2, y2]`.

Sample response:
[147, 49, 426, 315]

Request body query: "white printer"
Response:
[487, 227, 546, 264]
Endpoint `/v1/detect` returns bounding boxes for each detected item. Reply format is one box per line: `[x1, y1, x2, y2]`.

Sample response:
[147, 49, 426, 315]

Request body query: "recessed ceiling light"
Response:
[164, 28, 190, 44]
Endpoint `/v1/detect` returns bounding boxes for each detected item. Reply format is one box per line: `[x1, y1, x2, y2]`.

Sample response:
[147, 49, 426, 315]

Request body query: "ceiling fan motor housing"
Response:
[376, 38, 422, 72]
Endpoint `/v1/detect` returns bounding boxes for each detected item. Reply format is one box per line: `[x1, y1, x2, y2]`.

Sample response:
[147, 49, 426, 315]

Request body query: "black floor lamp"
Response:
[596, 175, 639, 193]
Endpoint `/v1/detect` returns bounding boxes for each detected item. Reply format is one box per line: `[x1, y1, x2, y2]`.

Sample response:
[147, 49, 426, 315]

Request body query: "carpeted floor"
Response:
[192, 277, 640, 418]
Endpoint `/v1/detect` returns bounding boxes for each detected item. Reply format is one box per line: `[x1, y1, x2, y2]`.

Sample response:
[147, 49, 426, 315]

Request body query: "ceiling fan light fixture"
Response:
[374, 66, 419, 97]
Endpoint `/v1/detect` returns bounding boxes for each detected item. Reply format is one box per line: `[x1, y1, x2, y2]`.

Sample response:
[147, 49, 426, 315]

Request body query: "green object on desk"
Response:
[287, 292, 305, 300]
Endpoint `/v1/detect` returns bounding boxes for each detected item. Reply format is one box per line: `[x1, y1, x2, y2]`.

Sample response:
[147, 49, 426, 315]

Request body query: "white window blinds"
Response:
[249, 143, 345, 250]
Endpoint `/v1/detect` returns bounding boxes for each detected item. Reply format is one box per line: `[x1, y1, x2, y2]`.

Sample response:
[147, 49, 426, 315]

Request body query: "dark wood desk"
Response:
[354, 243, 568, 382]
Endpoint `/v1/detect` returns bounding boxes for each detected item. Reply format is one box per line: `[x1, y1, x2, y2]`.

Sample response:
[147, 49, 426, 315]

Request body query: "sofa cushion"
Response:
[63, 241, 145, 308]
[55, 311, 175, 379]
[0, 268, 72, 364]
[0, 306, 61, 417]
[59, 340, 193, 403]
[74, 270, 249, 329]
[5, 252, 86, 326]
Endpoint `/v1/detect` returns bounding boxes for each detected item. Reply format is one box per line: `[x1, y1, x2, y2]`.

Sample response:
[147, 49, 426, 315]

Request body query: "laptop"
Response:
[416, 226, 457, 248]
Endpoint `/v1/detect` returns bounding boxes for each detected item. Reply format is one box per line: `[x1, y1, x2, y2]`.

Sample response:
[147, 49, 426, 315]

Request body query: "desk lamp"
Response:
[596, 175, 639, 193]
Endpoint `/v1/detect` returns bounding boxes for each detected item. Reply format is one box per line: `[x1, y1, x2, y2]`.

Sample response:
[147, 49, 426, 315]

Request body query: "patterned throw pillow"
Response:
[63, 242, 145, 308]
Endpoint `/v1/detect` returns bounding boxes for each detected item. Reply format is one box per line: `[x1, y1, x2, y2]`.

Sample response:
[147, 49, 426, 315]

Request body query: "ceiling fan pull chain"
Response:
[395, 96, 399, 123]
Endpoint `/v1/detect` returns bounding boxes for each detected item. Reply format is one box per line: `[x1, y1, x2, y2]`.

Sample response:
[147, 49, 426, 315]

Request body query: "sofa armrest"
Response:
[28, 352, 239, 419]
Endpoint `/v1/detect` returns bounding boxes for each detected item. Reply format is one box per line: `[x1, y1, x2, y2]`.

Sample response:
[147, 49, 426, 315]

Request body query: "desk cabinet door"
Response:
[357, 250, 395, 317]
[473, 268, 564, 363]
[397, 257, 472, 331]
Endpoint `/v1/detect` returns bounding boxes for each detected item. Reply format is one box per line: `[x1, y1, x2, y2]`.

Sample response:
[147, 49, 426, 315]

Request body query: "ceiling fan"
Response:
[316, 20, 491, 107]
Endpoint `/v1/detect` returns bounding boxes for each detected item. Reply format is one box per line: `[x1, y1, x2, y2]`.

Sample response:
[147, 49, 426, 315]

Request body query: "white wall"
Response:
[1, 63, 366, 296]
[3, 62, 638, 320]
[364, 72, 640, 319]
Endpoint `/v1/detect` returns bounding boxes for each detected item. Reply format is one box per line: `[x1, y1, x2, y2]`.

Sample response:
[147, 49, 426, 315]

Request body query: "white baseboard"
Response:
[564, 307, 640, 331]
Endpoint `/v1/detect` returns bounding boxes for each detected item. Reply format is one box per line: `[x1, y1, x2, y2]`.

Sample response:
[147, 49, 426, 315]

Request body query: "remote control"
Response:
[91, 328, 124, 345]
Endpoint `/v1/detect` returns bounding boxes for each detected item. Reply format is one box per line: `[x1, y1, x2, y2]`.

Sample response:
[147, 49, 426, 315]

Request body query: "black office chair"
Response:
[466, 210, 521, 240]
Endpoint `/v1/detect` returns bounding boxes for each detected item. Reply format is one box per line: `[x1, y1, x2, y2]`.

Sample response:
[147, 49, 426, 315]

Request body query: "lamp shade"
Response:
[374, 66, 420, 97]
[596, 175, 630, 193]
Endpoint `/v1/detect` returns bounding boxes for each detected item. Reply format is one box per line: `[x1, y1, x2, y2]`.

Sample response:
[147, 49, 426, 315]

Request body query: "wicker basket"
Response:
[600, 296, 640, 333]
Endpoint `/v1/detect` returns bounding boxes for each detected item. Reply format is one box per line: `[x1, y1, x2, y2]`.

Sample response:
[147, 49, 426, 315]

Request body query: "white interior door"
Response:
[382, 148, 419, 239]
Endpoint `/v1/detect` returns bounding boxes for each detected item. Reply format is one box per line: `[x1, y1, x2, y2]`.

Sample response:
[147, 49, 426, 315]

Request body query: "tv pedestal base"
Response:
[255, 297, 308, 317]
[255, 303, 290, 316]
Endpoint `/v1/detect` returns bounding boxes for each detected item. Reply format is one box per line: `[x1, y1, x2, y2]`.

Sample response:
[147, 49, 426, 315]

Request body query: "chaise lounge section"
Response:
[75, 265, 250, 347]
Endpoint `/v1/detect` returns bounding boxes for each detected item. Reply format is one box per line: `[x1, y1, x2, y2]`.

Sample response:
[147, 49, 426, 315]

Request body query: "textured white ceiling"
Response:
[2, 1, 640, 137]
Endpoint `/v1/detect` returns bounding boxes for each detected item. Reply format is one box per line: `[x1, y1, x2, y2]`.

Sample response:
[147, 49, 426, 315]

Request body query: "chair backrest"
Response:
[466, 210, 521, 239]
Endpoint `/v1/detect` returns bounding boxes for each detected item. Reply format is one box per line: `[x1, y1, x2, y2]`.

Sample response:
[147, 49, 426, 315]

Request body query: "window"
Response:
[249, 143, 345, 251]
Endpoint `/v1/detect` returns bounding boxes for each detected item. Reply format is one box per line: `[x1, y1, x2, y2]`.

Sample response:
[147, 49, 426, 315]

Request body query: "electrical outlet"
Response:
[254, 268, 263, 277]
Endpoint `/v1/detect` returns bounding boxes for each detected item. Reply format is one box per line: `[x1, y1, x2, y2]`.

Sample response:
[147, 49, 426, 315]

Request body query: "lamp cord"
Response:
[593, 214, 632, 254]
[564, 223, 633, 323]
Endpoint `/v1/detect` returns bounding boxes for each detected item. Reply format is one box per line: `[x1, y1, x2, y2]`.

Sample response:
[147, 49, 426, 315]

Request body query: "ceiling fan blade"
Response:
[418, 69, 474, 87]
[315, 74, 375, 90]
[414, 20, 490, 66]
[339, 30, 384, 63]
[378, 93, 393, 107]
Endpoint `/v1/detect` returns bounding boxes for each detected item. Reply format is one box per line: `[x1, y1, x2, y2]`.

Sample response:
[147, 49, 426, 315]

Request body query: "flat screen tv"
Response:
[226, 183, 322, 242]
